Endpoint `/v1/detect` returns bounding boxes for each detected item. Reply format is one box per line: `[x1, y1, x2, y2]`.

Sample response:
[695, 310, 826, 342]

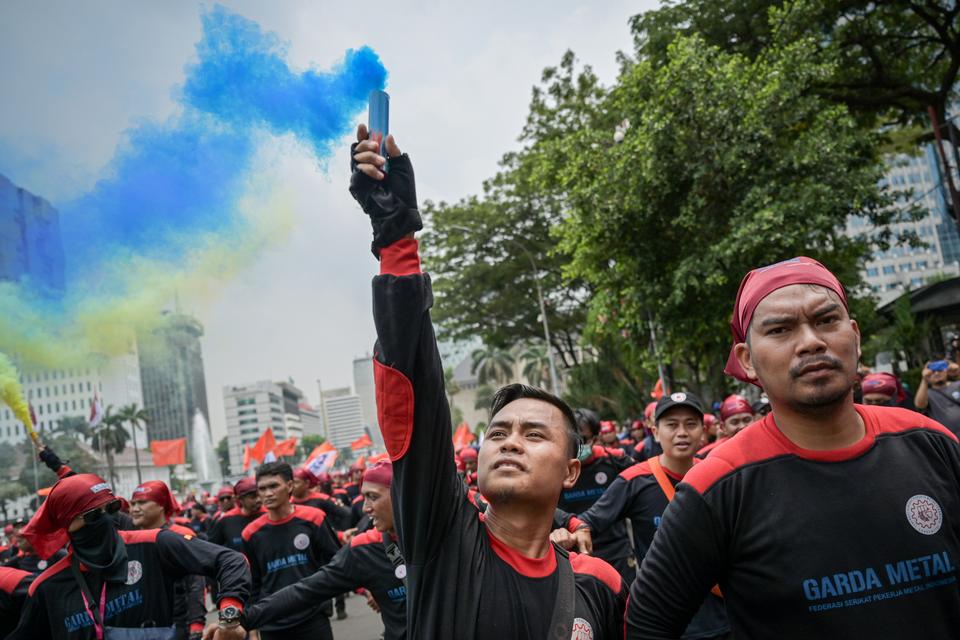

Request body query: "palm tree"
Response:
[470, 345, 515, 385]
[0, 481, 27, 521]
[55, 415, 93, 442]
[117, 403, 149, 484]
[91, 406, 130, 486]
[520, 342, 552, 388]
[474, 384, 496, 412]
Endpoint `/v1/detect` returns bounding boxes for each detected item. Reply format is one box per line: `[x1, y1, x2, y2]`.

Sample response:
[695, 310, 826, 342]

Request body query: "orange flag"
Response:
[367, 452, 389, 464]
[242, 444, 252, 471]
[249, 428, 277, 464]
[452, 423, 475, 450]
[150, 438, 187, 466]
[306, 441, 336, 462]
[351, 434, 373, 450]
[650, 378, 664, 400]
[274, 437, 298, 457]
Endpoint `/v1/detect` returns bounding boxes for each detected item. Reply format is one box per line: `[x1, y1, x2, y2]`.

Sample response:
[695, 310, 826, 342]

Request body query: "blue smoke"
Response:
[58, 5, 387, 283]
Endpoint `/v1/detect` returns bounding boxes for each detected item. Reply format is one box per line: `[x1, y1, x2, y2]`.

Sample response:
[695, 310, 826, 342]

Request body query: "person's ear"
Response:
[563, 458, 581, 490]
[734, 342, 759, 381]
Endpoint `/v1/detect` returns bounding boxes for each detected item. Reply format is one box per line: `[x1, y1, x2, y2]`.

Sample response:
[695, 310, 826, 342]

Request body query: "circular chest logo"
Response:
[394, 564, 407, 580]
[905, 494, 942, 535]
[293, 533, 311, 550]
[571, 617, 594, 640]
[36, 560, 47, 571]
[670, 392, 687, 403]
[594, 472, 608, 485]
[125, 560, 143, 585]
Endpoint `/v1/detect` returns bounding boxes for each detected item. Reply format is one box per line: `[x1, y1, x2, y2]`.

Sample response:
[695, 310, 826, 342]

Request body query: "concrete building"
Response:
[298, 402, 323, 439]
[0, 349, 145, 445]
[223, 380, 307, 474]
[320, 387, 367, 451]
[352, 356, 384, 449]
[851, 145, 960, 305]
[138, 312, 210, 452]
[0, 173, 65, 294]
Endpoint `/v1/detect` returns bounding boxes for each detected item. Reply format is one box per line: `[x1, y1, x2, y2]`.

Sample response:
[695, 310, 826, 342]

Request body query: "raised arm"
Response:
[350, 126, 463, 566]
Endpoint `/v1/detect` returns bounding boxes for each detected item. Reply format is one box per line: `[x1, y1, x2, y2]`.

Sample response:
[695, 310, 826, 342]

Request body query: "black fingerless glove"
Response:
[349, 144, 423, 257]
[38, 447, 64, 473]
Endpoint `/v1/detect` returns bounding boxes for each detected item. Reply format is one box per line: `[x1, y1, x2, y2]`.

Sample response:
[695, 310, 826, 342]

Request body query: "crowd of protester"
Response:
[1, 127, 958, 639]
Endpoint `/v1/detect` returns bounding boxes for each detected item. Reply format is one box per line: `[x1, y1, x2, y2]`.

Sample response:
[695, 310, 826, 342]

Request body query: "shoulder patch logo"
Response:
[36, 560, 47, 571]
[905, 494, 942, 535]
[125, 560, 143, 585]
[293, 533, 311, 550]
[670, 392, 687, 402]
[594, 472, 608, 485]
[571, 617, 594, 639]
[394, 564, 407, 580]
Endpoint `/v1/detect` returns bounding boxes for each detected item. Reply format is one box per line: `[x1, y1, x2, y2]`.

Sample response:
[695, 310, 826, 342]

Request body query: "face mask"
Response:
[69, 513, 128, 582]
[577, 444, 593, 463]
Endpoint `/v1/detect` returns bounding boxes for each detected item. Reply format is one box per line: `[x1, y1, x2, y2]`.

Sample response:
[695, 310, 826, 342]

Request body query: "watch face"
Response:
[220, 606, 240, 619]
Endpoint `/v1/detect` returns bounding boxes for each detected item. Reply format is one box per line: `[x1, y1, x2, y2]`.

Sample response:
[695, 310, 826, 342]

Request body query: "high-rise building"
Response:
[320, 387, 367, 451]
[352, 356, 384, 449]
[0, 173, 65, 294]
[223, 380, 307, 474]
[298, 402, 323, 439]
[851, 145, 960, 304]
[138, 312, 210, 452]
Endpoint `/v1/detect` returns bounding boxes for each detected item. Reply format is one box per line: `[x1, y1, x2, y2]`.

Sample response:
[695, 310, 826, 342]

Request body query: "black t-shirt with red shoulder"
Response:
[9, 528, 250, 640]
[241, 504, 340, 631]
[629, 405, 960, 639]
[291, 492, 352, 530]
[208, 507, 264, 553]
[370, 237, 626, 638]
[0, 567, 32, 638]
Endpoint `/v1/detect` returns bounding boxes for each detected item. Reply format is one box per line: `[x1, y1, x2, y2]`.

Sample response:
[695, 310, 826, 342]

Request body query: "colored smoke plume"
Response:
[0, 353, 35, 434]
[1, 6, 387, 369]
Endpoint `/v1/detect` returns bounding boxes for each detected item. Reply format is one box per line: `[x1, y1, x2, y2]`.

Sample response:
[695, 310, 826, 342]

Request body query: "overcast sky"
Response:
[0, 1, 655, 441]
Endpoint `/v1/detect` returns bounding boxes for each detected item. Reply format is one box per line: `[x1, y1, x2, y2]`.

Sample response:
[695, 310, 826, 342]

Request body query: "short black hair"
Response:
[490, 384, 580, 457]
[256, 461, 293, 483]
[574, 408, 601, 438]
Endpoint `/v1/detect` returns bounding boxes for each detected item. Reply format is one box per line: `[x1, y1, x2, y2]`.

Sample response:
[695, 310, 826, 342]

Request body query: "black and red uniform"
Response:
[4, 549, 66, 574]
[291, 491, 352, 531]
[629, 406, 960, 639]
[556, 444, 635, 582]
[208, 506, 264, 554]
[241, 504, 340, 639]
[577, 459, 729, 638]
[0, 567, 32, 637]
[244, 528, 407, 639]
[370, 237, 626, 638]
[9, 527, 249, 640]
[343, 481, 361, 502]
[164, 523, 207, 640]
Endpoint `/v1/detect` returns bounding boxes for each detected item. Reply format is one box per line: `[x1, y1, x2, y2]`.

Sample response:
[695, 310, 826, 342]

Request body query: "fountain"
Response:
[191, 409, 222, 489]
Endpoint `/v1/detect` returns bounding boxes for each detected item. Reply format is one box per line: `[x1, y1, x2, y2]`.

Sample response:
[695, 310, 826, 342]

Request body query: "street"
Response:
[206, 593, 385, 639]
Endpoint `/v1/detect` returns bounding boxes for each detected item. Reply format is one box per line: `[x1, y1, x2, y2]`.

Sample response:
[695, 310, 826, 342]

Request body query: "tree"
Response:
[117, 403, 148, 484]
[470, 345, 516, 386]
[55, 415, 93, 442]
[552, 34, 910, 399]
[0, 442, 17, 471]
[299, 434, 325, 459]
[519, 342, 552, 388]
[90, 406, 130, 486]
[0, 481, 26, 521]
[17, 433, 99, 498]
[216, 436, 231, 477]
[474, 385, 496, 413]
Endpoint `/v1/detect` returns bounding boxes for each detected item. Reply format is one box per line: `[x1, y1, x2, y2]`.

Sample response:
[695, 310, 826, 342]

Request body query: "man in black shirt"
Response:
[350, 125, 626, 639]
[915, 359, 960, 434]
[0, 567, 32, 637]
[10, 473, 249, 640]
[208, 477, 262, 555]
[241, 461, 340, 640]
[628, 257, 960, 639]
[222, 460, 407, 640]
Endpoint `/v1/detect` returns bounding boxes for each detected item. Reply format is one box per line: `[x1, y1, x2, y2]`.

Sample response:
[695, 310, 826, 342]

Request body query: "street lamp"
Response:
[447, 225, 560, 395]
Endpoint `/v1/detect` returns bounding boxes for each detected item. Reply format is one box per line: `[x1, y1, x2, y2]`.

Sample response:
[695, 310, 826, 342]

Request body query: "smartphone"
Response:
[929, 360, 949, 372]
[368, 90, 390, 172]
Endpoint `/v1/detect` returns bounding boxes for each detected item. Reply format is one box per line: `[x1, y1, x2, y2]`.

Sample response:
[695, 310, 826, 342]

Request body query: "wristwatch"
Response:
[219, 605, 242, 627]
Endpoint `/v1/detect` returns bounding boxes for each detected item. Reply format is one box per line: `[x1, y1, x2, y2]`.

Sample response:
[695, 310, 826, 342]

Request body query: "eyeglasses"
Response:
[80, 500, 121, 524]
[218, 496, 233, 501]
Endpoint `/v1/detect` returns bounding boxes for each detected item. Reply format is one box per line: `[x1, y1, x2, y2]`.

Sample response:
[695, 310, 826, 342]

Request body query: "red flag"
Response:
[28, 403, 37, 430]
[351, 434, 373, 450]
[150, 438, 187, 466]
[274, 437, 298, 457]
[452, 423, 475, 450]
[242, 444, 252, 471]
[249, 428, 277, 464]
[367, 452, 389, 464]
[650, 378, 664, 400]
[306, 441, 336, 462]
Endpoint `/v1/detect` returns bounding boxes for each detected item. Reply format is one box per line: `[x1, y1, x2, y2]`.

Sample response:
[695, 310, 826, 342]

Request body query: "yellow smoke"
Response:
[0, 352, 36, 442]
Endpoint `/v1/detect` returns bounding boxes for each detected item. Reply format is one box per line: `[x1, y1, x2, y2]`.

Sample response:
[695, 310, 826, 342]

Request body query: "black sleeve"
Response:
[154, 529, 251, 606]
[184, 574, 207, 625]
[370, 238, 464, 566]
[7, 585, 49, 640]
[311, 519, 341, 566]
[244, 536, 262, 601]
[207, 517, 226, 546]
[626, 486, 726, 639]
[244, 543, 360, 629]
[579, 476, 631, 534]
[318, 498, 353, 531]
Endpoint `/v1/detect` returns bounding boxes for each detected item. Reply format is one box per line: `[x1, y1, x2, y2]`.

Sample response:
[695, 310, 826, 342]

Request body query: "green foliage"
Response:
[216, 436, 231, 477]
[470, 345, 516, 385]
[17, 433, 99, 494]
[0, 481, 26, 520]
[0, 442, 17, 472]
[519, 342, 551, 388]
[90, 406, 130, 485]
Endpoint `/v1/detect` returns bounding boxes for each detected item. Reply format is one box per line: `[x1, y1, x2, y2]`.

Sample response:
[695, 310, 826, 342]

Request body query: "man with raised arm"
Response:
[350, 125, 625, 639]
[627, 257, 960, 639]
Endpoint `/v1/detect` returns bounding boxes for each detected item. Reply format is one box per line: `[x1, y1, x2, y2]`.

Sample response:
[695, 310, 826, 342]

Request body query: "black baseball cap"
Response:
[654, 391, 705, 421]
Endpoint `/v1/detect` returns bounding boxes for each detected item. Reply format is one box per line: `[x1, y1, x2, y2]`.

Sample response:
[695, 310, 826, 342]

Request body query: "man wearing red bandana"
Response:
[9, 473, 250, 640]
[627, 257, 960, 639]
[697, 395, 755, 458]
[860, 372, 908, 407]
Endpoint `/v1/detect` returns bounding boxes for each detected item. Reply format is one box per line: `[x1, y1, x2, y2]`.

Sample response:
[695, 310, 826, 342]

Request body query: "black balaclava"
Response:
[69, 514, 128, 583]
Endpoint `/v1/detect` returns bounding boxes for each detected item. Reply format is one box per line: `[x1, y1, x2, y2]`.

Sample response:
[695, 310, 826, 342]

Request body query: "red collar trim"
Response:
[266, 505, 298, 524]
[763, 405, 876, 462]
[481, 517, 557, 578]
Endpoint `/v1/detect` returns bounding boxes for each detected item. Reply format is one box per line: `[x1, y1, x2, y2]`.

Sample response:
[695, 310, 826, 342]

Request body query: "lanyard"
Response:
[78, 578, 107, 640]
